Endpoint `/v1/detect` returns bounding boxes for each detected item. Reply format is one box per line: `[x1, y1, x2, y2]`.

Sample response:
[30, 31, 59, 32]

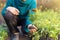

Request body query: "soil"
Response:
[5, 35, 30, 40]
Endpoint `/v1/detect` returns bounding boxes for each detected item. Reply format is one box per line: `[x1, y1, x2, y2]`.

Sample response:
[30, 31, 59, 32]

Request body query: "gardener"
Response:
[2, 0, 37, 40]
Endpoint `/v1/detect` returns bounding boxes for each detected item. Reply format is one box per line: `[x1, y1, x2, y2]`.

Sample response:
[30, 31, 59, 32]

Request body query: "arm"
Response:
[29, 0, 37, 14]
[1, 0, 12, 16]
[28, 0, 37, 33]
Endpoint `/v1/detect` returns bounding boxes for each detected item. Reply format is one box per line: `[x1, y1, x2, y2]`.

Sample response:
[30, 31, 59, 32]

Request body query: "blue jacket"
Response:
[2, 0, 37, 18]
[2, 0, 37, 32]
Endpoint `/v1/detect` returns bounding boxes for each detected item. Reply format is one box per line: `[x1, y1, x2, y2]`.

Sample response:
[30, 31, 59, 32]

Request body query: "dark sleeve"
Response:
[1, 0, 13, 16]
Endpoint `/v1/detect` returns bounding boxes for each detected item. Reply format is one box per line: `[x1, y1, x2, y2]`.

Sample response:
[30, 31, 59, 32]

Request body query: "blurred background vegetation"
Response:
[0, 0, 60, 24]
[0, 0, 60, 40]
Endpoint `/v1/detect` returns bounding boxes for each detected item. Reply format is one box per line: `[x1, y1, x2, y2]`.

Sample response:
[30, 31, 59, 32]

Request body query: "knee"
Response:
[6, 7, 19, 15]
[2, 11, 15, 21]
[3, 11, 13, 17]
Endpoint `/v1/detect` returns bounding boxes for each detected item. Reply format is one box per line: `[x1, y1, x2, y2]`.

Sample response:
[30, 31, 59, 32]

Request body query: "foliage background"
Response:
[0, 0, 60, 40]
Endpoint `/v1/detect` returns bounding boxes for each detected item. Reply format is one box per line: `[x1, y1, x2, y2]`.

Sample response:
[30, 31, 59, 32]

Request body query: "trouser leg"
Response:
[3, 11, 19, 34]
[17, 19, 29, 34]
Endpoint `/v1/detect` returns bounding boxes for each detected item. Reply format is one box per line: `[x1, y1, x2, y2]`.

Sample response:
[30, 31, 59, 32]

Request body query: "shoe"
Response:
[9, 33, 19, 40]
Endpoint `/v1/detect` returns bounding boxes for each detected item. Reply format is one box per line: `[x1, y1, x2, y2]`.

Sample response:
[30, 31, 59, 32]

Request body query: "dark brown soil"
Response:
[5, 35, 30, 40]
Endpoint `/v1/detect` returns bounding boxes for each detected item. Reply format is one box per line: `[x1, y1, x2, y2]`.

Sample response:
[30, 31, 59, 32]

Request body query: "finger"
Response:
[13, 7, 19, 15]
[15, 9, 19, 13]
[13, 10, 19, 15]
[14, 11, 19, 15]
[14, 9, 19, 15]
[30, 29, 35, 33]
[33, 29, 36, 32]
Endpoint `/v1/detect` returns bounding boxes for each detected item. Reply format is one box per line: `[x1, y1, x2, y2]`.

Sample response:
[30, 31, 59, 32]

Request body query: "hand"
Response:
[28, 24, 37, 33]
[6, 7, 19, 15]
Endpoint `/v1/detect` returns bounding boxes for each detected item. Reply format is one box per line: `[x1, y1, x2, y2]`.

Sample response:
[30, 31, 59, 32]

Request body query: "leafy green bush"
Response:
[0, 9, 60, 40]
[30, 9, 60, 40]
[0, 25, 8, 40]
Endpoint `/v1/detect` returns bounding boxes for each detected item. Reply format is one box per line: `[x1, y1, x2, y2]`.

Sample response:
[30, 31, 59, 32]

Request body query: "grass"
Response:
[30, 9, 60, 40]
[0, 9, 60, 40]
[0, 1, 60, 40]
[0, 25, 8, 40]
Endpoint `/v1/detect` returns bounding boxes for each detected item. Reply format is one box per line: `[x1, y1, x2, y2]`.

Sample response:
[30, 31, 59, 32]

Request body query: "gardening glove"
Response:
[6, 6, 19, 15]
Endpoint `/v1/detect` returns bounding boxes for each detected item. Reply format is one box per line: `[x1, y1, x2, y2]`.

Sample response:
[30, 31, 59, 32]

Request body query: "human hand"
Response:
[28, 24, 37, 33]
[6, 7, 19, 15]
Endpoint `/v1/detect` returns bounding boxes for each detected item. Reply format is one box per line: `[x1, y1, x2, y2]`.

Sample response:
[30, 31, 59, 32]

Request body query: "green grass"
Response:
[0, 25, 8, 40]
[30, 9, 60, 40]
[0, 9, 60, 40]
